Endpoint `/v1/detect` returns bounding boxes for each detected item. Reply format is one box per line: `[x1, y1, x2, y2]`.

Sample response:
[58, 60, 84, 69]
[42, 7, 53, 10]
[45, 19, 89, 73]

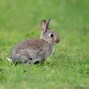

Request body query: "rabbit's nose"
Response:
[55, 38, 60, 43]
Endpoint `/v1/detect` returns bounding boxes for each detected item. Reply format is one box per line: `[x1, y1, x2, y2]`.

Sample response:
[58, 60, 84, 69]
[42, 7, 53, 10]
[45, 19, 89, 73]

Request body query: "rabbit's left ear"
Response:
[40, 19, 50, 32]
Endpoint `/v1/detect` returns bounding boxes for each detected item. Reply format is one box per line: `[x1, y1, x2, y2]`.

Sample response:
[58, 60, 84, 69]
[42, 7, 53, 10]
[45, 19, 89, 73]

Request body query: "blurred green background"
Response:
[0, 0, 89, 89]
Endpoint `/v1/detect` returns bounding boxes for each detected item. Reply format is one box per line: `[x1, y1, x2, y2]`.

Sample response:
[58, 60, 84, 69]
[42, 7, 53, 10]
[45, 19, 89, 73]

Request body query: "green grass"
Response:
[0, 0, 89, 89]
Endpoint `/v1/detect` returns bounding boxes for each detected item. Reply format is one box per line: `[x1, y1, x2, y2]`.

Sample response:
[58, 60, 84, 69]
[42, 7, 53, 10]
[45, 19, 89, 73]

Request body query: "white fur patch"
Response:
[6, 57, 12, 62]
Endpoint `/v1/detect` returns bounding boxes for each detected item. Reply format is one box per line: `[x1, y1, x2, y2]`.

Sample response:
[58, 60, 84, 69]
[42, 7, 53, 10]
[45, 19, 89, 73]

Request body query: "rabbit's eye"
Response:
[49, 33, 54, 37]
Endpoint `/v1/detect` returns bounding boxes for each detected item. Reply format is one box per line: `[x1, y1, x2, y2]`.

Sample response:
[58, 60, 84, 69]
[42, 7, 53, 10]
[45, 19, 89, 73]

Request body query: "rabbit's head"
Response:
[40, 19, 60, 45]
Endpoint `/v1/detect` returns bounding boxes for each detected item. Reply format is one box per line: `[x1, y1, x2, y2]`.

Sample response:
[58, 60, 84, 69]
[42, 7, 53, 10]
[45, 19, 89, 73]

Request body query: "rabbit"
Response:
[8, 19, 60, 64]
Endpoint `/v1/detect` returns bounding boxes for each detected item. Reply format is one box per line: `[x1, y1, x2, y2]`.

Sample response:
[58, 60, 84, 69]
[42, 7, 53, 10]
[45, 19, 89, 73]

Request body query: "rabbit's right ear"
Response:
[40, 20, 47, 32]
[40, 19, 50, 32]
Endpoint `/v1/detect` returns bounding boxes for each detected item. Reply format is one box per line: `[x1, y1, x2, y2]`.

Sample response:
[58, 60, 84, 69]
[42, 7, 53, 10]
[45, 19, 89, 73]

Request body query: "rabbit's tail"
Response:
[6, 57, 12, 62]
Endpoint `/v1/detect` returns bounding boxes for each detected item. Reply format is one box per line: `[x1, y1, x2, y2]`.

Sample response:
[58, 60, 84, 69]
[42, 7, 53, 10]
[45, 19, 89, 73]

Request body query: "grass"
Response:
[0, 0, 89, 89]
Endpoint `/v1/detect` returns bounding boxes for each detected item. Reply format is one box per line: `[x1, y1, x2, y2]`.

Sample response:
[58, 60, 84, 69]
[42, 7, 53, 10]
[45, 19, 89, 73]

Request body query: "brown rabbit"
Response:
[8, 19, 60, 64]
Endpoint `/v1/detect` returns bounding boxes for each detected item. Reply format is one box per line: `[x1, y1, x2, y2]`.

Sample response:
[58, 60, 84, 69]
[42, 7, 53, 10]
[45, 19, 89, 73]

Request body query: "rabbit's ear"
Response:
[46, 19, 50, 29]
[40, 19, 50, 32]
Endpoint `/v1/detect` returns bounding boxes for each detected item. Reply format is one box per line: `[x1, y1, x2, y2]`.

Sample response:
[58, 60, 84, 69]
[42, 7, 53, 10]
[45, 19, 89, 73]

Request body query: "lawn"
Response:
[0, 0, 89, 89]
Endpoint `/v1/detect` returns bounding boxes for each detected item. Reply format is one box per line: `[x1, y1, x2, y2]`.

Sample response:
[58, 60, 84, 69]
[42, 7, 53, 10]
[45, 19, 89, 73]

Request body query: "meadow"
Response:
[0, 0, 89, 89]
